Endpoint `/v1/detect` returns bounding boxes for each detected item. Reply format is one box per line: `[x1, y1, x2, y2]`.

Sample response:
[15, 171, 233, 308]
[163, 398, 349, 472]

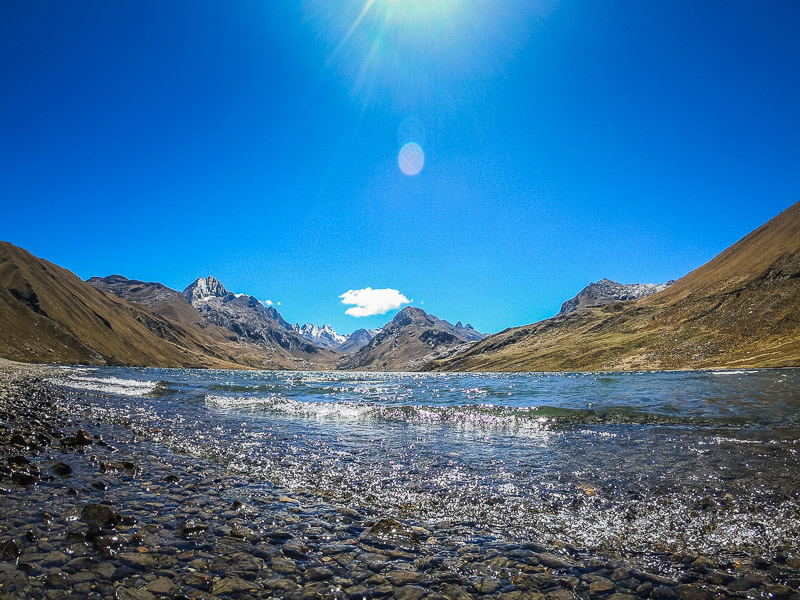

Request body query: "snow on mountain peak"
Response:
[292, 323, 347, 347]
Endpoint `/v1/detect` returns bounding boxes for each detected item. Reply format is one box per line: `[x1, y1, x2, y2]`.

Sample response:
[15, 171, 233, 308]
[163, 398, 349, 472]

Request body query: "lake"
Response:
[56, 367, 800, 561]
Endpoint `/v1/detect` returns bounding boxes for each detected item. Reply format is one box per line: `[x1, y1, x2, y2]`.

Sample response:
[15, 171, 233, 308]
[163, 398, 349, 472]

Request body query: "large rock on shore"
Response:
[81, 503, 122, 529]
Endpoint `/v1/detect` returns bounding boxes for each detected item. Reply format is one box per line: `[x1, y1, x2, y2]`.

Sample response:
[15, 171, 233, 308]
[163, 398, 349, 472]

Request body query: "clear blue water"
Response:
[54, 367, 800, 557]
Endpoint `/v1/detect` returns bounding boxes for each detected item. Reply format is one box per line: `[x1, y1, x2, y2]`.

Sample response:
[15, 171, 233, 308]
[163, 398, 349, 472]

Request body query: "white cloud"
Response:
[263, 299, 281, 307]
[339, 287, 411, 318]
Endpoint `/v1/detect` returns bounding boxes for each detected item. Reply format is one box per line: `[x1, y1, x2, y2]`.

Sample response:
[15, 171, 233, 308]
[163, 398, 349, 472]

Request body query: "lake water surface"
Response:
[55, 367, 800, 560]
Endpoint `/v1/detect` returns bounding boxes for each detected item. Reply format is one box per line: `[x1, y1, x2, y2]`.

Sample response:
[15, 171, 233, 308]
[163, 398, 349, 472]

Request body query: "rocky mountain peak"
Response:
[557, 278, 675, 316]
[338, 306, 486, 370]
[336, 328, 379, 354]
[392, 306, 427, 326]
[183, 276, 231, 305]
[292, 323, 347, 349]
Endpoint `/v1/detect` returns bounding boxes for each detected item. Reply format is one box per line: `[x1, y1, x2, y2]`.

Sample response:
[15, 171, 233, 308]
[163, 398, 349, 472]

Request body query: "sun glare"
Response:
[306, 0, 486, 107]
[381, 0, 461, 21]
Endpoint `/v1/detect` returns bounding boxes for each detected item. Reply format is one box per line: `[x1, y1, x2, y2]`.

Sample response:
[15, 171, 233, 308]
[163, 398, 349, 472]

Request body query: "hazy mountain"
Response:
[291, 323, 381, 354]
[336, 328, 379, 354]
[557, 278, 675, 316]
[292, 323, 347, 350]
[8, 198, 798, 372]
[433, 201, 800, 372]
[338, 306, 486, 371]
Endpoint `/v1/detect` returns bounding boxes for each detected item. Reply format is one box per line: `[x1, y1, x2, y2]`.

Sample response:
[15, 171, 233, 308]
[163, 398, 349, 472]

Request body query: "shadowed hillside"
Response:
[433, 201, 800, 372]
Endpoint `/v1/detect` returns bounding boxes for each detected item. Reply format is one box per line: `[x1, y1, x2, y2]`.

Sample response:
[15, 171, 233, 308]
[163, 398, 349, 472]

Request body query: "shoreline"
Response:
[1, 362, 799, 600]
[3, 357, 800, 376]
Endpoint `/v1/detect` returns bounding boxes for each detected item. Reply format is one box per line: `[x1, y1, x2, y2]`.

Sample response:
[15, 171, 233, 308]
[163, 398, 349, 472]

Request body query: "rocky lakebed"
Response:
[1, 362, 799, 600]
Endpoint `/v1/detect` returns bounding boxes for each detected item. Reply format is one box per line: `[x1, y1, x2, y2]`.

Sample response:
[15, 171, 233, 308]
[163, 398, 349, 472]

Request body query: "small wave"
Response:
[205, 394, 552, 430]
[209, 383, 288, 393]
[203, 395, 751, 429]
[709, 370, 757, 375]
[60, 376, 160, 397]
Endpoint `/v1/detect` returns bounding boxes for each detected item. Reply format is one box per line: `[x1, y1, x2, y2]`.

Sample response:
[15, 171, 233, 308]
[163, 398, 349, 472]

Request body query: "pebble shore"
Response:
[1, 361, 799, 600]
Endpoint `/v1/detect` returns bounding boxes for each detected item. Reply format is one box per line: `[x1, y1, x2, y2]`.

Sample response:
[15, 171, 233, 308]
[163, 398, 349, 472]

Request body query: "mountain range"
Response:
[340, 307, 486, 371]
[0, 249, 484, 370]
[2, 199, 799, 371]
[433, 200, 800, 371]
[290, 323, 377, 354]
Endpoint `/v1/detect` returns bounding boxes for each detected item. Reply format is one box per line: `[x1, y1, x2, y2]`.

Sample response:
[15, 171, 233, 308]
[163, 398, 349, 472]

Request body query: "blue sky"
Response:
[1, 1, 799, 334]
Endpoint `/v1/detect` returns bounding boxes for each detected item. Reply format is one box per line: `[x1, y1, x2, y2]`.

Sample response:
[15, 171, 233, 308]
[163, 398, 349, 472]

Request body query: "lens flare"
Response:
[399, 142, 424, 176]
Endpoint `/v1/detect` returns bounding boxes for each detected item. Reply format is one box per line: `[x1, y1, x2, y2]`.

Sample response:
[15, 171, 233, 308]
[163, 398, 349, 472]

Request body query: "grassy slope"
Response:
[0, 242, 217, 366]
[435, 201, 800, 372]
[0, 243, 339, 369]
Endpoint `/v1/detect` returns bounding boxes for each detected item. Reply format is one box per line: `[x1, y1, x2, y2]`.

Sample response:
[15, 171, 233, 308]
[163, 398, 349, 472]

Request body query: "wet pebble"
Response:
[1, 370, 799, 600]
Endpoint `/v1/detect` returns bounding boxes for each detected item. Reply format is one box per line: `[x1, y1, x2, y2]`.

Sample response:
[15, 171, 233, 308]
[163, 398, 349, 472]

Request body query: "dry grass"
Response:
[436, 201, 800, 372]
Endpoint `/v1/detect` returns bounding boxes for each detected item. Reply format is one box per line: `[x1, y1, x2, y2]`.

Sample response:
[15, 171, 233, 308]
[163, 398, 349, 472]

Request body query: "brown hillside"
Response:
[87, 274, 339, 370]
[339, 306, 483, 371]
[434, 201, 800, 372]
[0, 242, 221, 366]
[0, 243, 336, 369]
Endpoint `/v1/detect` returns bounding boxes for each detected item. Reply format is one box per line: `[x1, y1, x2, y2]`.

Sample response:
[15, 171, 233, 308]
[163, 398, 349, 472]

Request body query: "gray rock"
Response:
[386, 570, 427, 586]
[650, 586, 680, 600]
[546, 591, 576, 600]
[179, 518, 210, 539]
[345, 584, 372, 598]
[360, 518, 424, 550]
[81, 503, 121, 529]
[589, 580, 614, 594]
[474, 577, 500, 594]
[119, 552, 157, 568]
[212, 575, 261, 595]
[145, 577, 179, 596]
[185, 572, 212, 589]
[0, 538, 22, 561]
[305, 566, 334, 581]
[52, 462, 72, 476]
[440, 584, 472, 600]
[675, 585, 714, 600]
[41, 551, 69, 567]
[115, 587, 156, 600]
[394, 585, 428, 600]
[272, 557, 298, 574]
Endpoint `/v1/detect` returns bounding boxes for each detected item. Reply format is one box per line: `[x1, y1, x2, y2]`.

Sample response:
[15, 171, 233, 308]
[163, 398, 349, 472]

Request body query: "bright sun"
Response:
[341, 0, 462, 48]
